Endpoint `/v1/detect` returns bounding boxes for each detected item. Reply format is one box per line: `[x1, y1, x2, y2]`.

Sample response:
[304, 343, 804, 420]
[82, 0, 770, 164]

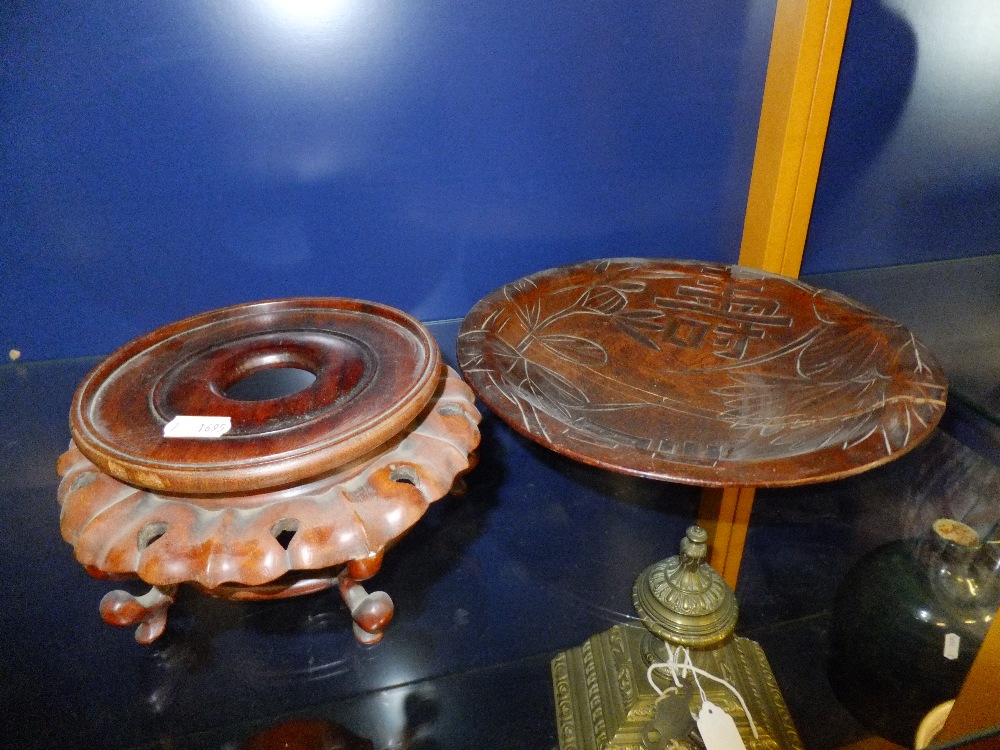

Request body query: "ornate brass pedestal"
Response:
[551, 527, 803, 750]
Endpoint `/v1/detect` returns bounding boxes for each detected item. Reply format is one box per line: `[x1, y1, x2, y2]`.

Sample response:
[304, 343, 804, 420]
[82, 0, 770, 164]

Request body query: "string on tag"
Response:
[646, 643, 759, 740]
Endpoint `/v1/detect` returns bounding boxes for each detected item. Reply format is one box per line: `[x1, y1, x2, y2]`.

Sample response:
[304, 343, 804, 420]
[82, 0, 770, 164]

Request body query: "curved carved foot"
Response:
[99, 585, 178, 644]
[338, 572, 393, 644]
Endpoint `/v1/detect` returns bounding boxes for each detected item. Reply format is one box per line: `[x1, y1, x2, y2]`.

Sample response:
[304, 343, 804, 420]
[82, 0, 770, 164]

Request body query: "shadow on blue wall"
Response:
[7, 1, 996, 360]
[2, 1, 774, 361]
[804, 0, 917, 270]
[804, 0, 1000, 274]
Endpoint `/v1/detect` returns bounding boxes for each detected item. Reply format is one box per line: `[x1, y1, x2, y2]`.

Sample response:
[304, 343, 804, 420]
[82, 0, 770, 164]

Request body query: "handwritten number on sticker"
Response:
[163, 416, 232, 439]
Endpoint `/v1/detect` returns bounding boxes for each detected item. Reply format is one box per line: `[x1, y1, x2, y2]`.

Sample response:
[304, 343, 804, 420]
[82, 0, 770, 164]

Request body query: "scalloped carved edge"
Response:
[57, 366, 481, 589]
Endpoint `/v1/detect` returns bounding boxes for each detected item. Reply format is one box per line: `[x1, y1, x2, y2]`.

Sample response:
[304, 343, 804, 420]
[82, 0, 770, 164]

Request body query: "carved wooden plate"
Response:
[458, 258, 948, 487]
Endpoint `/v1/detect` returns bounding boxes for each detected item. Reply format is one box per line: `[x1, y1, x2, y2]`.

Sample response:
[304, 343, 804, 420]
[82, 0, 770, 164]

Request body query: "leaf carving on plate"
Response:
[614, 309, 665, 325]
[716, 371, 887, 450]
[580, 286, 628, 314]
[538, 334, 608, 366]
[609, 280, 647, 294]
[456, 329, 488, 370]
[504, 299, 541, 332]
[796, 323, 884, 381]
[482, 335, 525, 371]
[521, 360, 590, 414]
[479, 334, 591, 424]
[610, 308, 666, 351]
[896, 331, 936, 376]
[715, 308, 947, 457]
[506, 276, 538, 296]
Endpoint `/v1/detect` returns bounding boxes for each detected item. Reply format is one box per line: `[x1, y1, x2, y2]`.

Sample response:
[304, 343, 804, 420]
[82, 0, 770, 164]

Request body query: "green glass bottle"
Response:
[829, 519, 999, 745]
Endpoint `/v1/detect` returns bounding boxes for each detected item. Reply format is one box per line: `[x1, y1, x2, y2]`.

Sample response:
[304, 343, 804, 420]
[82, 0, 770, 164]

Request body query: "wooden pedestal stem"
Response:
[699, 487, 756, 590]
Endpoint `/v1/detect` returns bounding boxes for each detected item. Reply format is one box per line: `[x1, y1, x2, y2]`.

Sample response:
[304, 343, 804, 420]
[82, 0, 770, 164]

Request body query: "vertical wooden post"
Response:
[698, 0, 853, 587]
[701, 486, 757, 585]
[933, 607, 1000, 747]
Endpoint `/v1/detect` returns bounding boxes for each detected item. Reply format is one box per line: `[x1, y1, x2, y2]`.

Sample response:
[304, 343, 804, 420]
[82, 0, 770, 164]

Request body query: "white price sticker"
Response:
[163, 416, 232, 439]
[944, 632, 961, 660]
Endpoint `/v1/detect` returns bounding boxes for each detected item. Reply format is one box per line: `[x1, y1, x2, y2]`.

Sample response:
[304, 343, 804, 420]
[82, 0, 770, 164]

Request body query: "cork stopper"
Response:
[933, 518, 979, 548]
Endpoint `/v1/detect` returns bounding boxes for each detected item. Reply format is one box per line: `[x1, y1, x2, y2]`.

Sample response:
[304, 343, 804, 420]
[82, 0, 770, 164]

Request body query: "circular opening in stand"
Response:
[224, 366, 318, 401]
[137, 522, 168, 551]
[389, 465, 419, 487]
[270, 518, 300, 550]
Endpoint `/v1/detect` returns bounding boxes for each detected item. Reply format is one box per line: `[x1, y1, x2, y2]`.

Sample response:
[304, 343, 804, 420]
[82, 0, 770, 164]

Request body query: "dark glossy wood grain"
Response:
[458, 258, 948, 487]
[58, 305, 482, 643]
[70, 298, 442, 494]
[58, 366, 482, 590]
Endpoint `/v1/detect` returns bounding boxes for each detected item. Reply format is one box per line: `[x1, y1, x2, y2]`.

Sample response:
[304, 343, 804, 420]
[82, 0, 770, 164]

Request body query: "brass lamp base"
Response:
[551, 625, 803, 750]
[552, 527, 805, 749]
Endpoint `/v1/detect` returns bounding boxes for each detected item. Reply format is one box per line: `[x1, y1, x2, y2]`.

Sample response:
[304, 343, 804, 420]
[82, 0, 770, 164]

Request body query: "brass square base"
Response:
[551, 624, 803, 750]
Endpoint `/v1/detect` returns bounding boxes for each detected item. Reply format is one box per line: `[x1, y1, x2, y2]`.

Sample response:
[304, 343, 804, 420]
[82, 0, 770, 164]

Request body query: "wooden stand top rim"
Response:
[70, 297, 442, 494]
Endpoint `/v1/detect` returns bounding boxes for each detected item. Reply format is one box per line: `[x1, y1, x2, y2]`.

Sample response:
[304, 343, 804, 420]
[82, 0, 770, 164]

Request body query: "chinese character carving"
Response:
[654, 269, 793, 360]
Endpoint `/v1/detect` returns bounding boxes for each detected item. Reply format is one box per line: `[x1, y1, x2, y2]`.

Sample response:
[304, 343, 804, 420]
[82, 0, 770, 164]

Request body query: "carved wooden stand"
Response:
[57, 298, 480, 644]
[458, 259, 948, 748]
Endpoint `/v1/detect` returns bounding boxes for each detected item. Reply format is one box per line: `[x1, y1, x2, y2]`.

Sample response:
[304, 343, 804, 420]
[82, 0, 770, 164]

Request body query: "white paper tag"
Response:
[944, 632, 961, 660]
[697, 700, 747, 750]
[163, 415, 232, 439]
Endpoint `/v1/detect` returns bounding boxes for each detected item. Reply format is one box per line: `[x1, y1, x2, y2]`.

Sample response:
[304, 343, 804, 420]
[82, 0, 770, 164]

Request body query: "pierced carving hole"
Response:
[138, 522, 168, 551]
[271, 518, 300, 550]
[389, 465, 419, 487]
[437, 404, 464, 417]
[69, 471, 98, 494]
[224, 367, 317, 402]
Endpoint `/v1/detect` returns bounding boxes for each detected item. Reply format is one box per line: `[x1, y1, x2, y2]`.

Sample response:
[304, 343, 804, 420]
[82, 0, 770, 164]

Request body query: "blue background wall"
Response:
[803, 0, 1000, 274]
[3, 0, 998, 362]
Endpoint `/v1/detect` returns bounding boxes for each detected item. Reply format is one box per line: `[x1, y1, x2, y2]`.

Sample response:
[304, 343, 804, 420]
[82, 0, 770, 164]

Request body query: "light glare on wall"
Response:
[259, 0, 351, 27]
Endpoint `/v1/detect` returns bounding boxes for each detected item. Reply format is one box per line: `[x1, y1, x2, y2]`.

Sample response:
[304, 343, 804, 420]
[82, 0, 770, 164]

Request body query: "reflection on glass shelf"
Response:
[805, 253, 1000, 419]
[2, 311, 999, 749]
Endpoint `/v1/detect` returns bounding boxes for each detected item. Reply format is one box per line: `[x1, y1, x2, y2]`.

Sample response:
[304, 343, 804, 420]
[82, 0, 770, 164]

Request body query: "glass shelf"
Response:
[2, 256, 998, 748]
